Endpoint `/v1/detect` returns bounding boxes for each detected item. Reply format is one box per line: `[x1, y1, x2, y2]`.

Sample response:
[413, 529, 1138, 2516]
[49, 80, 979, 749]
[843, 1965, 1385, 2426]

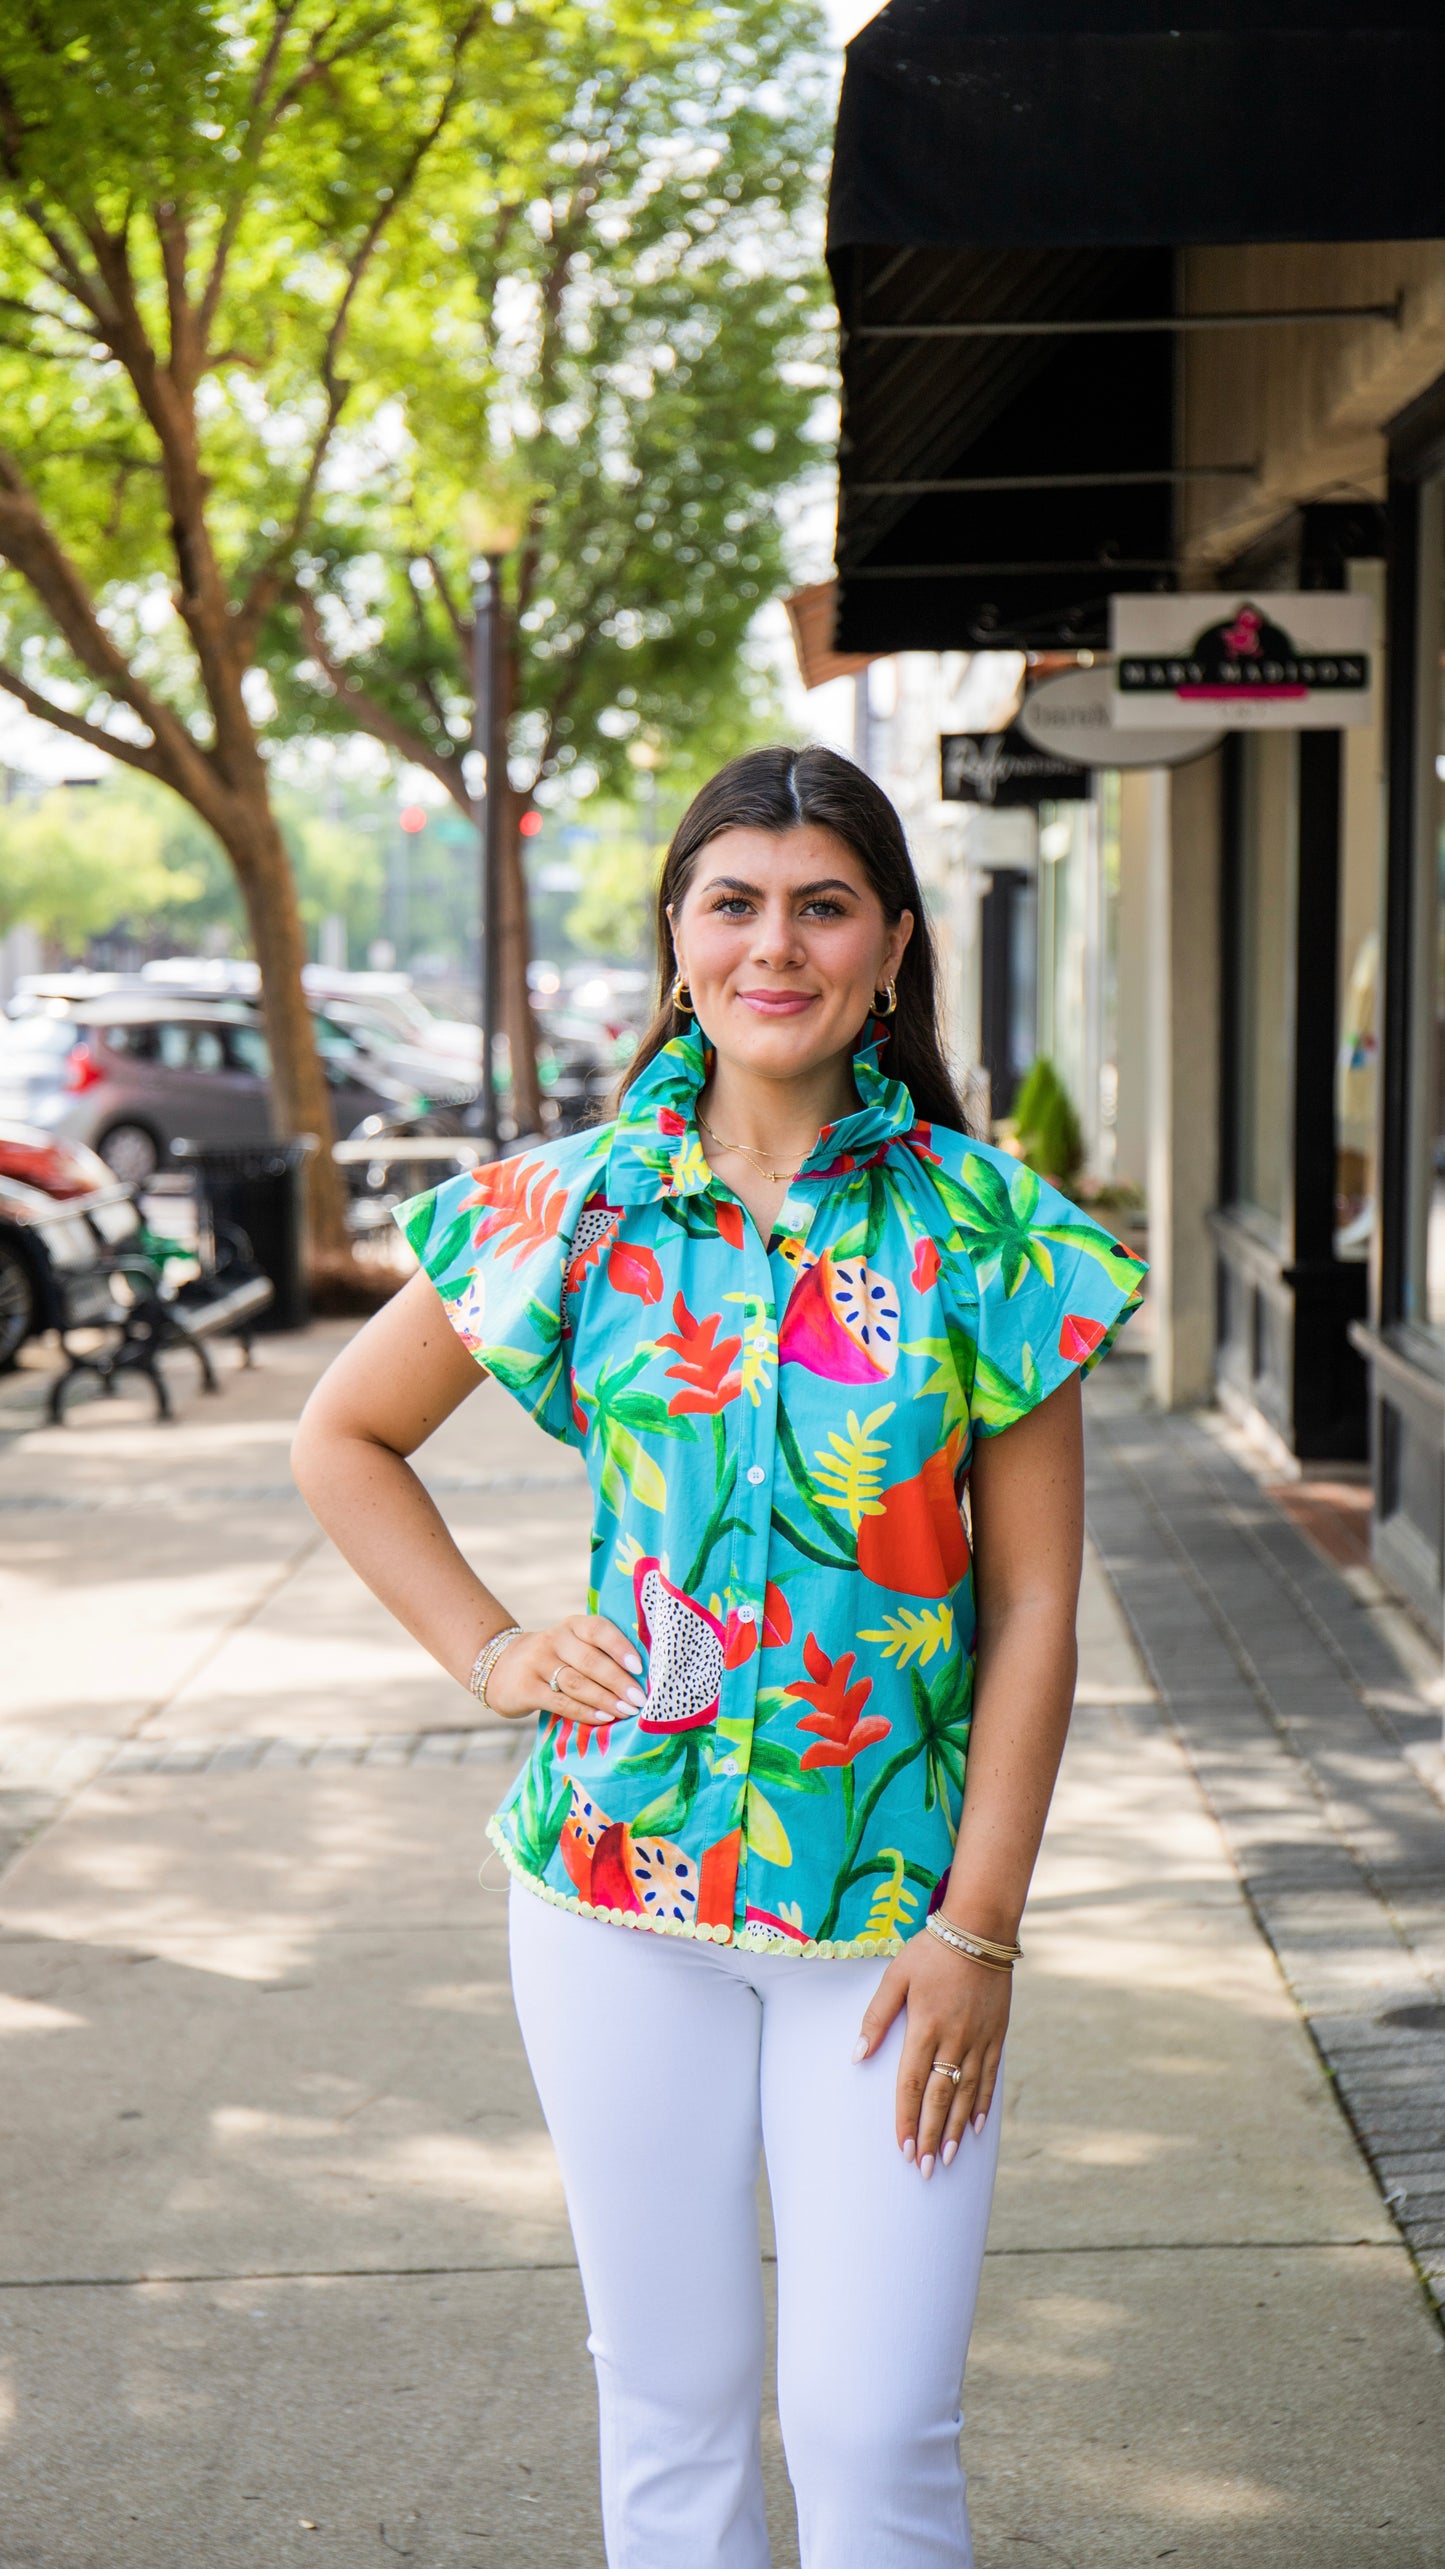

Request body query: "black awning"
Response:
[828, 3, 1445, 652]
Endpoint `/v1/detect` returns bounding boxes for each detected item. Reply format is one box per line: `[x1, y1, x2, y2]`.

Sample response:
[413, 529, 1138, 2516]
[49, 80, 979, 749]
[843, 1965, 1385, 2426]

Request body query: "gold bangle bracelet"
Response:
[925, 1912, 1021, 1970]
[932, 1913, 1023, 1962]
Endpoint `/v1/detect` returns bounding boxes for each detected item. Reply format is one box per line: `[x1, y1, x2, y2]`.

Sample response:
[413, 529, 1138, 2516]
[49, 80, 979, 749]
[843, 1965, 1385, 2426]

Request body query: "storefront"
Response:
[826, 1, 1445, 1628]
[1210, 513, 1385, 1466]
[1352, 392, 1445, 1623]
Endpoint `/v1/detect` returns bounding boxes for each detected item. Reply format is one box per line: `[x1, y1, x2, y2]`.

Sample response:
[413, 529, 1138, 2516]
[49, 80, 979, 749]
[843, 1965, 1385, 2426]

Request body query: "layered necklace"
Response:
[697, 1108, 822, 1187]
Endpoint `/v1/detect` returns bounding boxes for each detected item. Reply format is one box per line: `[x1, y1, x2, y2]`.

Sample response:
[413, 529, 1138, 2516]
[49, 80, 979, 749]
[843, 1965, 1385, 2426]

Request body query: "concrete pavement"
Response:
[1, 1328, 1444, 2566]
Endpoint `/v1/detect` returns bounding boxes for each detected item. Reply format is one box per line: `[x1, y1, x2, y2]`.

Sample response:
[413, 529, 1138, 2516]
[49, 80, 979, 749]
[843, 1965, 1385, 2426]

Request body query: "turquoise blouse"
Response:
[398, 1021, 1146, 1960]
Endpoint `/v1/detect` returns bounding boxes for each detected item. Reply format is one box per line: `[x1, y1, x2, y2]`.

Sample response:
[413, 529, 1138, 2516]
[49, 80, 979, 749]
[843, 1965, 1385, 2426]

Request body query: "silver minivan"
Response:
[0, 997, 422, 1184]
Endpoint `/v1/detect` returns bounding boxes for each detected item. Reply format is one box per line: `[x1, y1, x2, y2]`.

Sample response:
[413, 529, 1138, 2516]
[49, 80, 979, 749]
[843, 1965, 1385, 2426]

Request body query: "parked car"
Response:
[561, 963, 652, 1038]
[0, 998, 428, 1185]
[4, 970, 126, 1016]
[308, 1005, 478, 1119]
[298, 967, 485, 1067]
[141, 959, 487, 1069]
[122, 966, 479, 1121]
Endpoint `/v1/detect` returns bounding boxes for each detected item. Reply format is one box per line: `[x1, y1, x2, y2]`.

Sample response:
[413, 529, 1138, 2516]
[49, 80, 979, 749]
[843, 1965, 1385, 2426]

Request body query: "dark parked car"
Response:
[0, 997, 427, 1185]
[50, 971, 482, 1126]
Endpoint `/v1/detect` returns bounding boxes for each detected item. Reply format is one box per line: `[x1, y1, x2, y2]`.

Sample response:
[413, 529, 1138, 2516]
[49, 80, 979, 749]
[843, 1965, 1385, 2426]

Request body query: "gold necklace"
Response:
[697, 1109, 818, 1186]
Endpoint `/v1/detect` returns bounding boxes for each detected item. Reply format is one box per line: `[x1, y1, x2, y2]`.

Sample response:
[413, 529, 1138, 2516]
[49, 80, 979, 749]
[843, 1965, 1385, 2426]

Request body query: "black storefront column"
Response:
[977, 868, 1036, 1125]
[1290, 732, 1370, 1454]
[1213, 725, 1368, 1462]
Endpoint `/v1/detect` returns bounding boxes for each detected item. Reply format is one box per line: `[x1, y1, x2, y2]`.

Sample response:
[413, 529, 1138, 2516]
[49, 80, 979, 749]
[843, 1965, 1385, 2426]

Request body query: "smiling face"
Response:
[669, 824, 913, 1087]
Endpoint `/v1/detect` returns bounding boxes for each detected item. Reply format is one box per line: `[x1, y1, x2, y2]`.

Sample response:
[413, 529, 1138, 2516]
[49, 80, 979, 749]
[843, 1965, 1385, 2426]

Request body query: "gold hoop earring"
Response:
[873, 980, 898, 1017]
[672, 973, 695, 1015]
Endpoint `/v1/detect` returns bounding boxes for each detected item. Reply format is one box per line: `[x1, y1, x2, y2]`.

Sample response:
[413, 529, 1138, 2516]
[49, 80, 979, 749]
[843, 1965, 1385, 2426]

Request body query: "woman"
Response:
[292, 745, 1145, 2568]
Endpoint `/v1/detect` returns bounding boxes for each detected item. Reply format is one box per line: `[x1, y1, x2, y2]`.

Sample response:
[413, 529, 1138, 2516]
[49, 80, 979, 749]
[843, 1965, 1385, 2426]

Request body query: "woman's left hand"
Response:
[854, 1930, 1012, 2177]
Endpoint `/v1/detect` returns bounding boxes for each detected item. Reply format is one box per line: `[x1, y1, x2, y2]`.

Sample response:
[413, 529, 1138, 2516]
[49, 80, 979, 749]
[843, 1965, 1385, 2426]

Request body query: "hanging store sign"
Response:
[1017, 664, 1223, 769]
[1109, 594, 1375, 728]
[940, 726, 1090, 807]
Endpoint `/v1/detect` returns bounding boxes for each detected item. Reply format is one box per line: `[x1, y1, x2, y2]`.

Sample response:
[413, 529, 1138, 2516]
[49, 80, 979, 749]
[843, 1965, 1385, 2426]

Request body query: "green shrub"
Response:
[1012, 1056, 1083, 1183]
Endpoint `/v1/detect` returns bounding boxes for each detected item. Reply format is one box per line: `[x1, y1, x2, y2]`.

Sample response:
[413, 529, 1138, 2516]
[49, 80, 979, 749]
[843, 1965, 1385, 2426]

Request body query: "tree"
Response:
[271, 0, 832, 1126]
[0, 2, 510, 1261]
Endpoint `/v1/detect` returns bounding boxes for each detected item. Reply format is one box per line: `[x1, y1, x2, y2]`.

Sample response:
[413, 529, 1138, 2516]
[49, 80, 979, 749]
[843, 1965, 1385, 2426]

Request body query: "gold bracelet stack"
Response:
[468, 1624, 524, 1711]
[925, 1912, 1023, 1974]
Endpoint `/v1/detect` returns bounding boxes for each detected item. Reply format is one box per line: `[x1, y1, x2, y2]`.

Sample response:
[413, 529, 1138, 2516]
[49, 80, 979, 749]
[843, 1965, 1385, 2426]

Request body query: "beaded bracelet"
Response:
[925, 1912, 1023, 1971]
[468, 1624, 524, 1711]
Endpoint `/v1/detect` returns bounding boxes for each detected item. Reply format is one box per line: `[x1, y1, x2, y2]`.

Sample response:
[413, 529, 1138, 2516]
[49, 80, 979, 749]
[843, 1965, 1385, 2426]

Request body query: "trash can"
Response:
[172, 1136, 317, 1332]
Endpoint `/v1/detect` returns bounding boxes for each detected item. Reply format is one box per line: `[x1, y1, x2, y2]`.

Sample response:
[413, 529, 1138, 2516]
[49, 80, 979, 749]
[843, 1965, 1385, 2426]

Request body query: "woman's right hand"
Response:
[485, 1614, 647, 1726]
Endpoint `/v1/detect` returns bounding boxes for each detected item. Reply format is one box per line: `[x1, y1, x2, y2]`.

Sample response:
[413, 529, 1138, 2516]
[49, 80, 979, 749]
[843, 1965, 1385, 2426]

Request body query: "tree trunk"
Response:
[496, 616, 542, 1137]
[217, 791, 352, 1268]
[498, 781, 543, 1136]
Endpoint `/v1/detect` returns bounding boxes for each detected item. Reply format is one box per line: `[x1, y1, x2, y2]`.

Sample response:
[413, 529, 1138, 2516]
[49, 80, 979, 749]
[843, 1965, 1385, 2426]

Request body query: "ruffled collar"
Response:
[604, 1016, 916, 1206]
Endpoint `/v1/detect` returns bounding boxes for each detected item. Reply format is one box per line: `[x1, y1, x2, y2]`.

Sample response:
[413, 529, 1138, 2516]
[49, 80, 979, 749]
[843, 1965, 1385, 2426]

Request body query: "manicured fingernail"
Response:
[624, 1686, 645, 1707]
[941, 2137, 958, 2166]
[973, 2110, 987, 2135]
[614, 1699, 637, 1718]
[851, 2036, 868, 2064]
[624, 1653, 643, 1675]
[902, 2136, 915, 2163]
[919, 2152, 935, 2181]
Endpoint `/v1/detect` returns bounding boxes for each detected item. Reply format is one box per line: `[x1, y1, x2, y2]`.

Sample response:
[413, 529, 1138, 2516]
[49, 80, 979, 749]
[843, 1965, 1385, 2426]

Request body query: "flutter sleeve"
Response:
[393, 1125, 609, 1445]
[928, 1141, 1147, 1439]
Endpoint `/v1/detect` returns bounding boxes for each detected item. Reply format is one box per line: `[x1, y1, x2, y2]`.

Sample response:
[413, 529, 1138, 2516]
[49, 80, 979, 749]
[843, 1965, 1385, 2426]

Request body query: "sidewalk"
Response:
[1, 1333, 1444, 2566]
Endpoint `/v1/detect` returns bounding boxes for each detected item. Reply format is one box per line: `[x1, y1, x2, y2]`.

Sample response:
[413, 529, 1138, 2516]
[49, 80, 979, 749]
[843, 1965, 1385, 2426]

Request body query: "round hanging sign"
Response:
[1016, 664, 1223, 770]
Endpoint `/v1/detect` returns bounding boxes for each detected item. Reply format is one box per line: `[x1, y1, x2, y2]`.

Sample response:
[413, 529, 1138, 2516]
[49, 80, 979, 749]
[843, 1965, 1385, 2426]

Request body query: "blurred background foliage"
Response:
[0, 786, 199, 947]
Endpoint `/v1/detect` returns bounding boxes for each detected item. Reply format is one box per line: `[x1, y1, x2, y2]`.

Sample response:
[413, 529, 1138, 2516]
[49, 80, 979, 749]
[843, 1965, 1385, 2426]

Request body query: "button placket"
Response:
[717, 1206, 781, 1934]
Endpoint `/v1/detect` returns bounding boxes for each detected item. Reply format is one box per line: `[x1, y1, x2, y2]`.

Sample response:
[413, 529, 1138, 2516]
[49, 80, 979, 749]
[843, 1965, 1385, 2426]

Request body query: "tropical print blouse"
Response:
[397, 1021, 1146, 1961]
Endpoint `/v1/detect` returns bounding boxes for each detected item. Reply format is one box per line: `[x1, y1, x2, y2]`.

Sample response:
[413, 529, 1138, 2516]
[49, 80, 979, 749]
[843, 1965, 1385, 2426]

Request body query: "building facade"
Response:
[825, 3, 1445, 1633]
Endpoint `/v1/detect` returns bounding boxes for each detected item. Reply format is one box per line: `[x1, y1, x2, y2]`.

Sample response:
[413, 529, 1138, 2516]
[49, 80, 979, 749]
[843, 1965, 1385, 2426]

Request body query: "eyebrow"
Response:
[700, 874, 860, 898]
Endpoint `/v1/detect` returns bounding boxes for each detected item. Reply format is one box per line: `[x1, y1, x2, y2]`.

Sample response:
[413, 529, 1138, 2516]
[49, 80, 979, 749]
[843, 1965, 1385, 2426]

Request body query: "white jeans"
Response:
[508, 1881, 1001, 2569]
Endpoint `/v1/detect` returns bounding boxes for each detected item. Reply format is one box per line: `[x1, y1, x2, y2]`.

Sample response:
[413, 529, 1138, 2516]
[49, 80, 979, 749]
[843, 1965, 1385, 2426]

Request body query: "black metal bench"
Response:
[48, 1202, 274, 1424]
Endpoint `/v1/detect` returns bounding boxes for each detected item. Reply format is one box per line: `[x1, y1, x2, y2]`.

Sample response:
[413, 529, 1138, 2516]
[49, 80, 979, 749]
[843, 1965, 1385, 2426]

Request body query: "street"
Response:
[2, 1333, 1443, 2567]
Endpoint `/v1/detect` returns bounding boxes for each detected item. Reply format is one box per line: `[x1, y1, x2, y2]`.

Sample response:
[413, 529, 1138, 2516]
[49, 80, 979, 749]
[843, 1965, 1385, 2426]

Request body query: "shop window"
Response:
[1231, 732, 1294, 1232]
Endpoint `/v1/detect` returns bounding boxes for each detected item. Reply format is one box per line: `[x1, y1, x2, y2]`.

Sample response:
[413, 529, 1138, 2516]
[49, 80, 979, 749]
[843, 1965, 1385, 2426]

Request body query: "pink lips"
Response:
[736, 989, 817, 1017]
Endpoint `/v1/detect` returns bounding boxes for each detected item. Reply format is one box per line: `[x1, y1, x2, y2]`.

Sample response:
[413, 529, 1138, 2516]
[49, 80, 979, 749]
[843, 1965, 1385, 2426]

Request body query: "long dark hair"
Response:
[619, 744, 969, 1132]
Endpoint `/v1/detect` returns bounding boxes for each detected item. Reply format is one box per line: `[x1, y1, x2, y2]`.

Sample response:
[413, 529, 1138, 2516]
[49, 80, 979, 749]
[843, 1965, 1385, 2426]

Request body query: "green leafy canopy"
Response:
[0, 2, 831, 798]
[265, 0, 835, 806]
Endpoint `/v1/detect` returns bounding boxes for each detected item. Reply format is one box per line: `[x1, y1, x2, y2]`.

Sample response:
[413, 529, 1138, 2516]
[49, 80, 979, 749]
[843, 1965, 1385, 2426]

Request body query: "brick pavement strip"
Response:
[1, 1727, 519, 1790]
[1, 1723, 523, 1876]
[1088, 1362, 1445, 2319]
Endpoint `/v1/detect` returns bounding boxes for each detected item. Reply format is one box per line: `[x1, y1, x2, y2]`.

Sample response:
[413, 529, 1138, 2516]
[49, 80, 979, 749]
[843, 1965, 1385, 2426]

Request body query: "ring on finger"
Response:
[930, 2059, 962, 2085]
[549, 1664, 569, 1697]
